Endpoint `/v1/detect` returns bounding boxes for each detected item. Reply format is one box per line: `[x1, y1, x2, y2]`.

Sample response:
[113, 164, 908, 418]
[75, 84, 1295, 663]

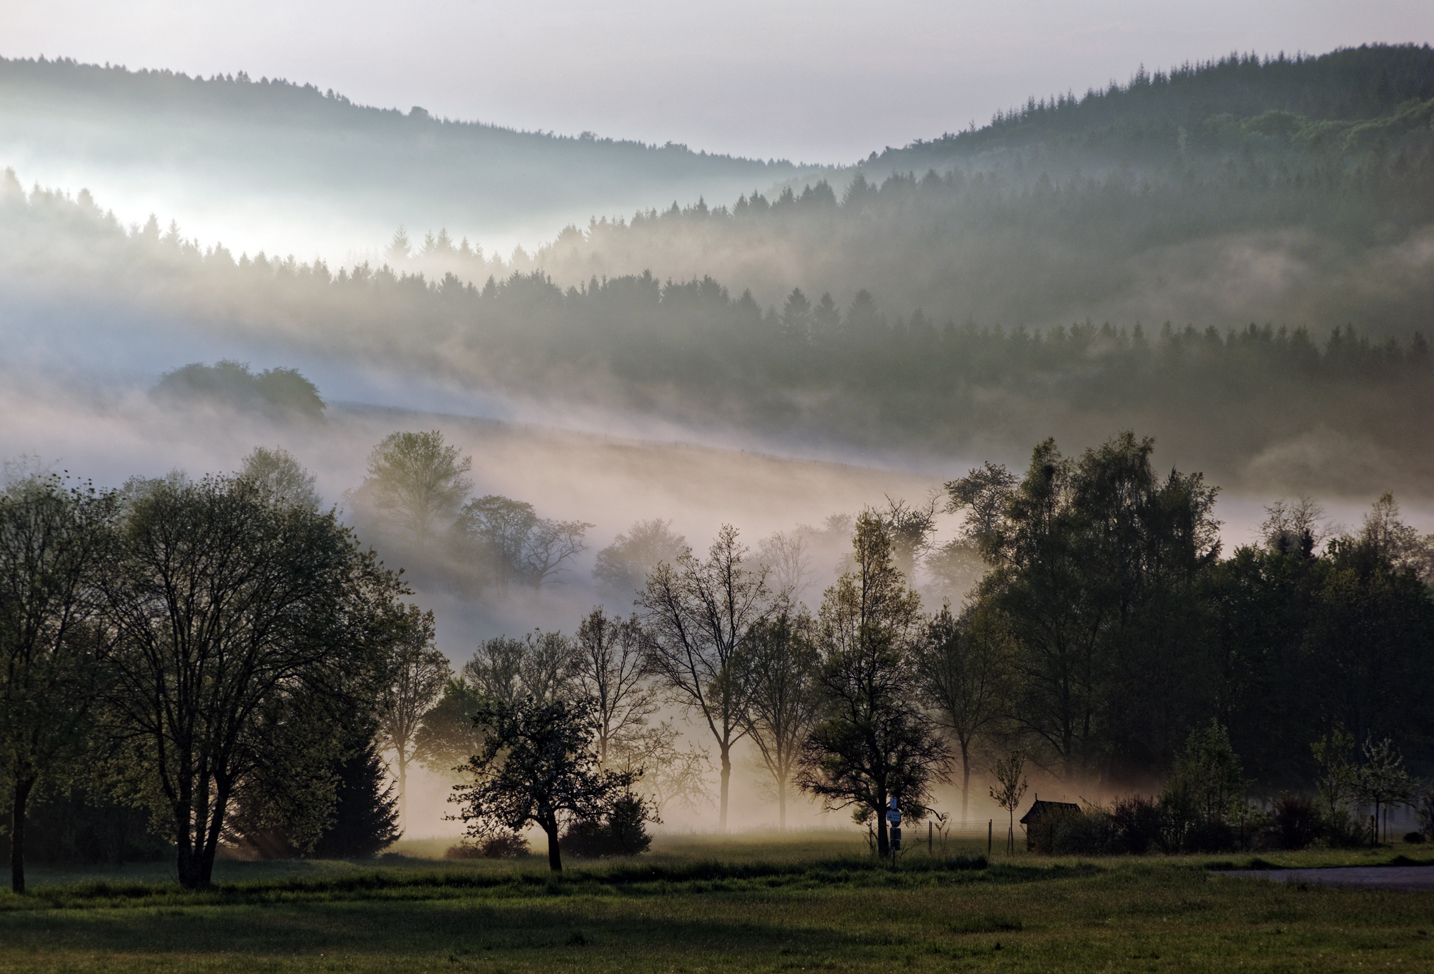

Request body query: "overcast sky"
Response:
[5, 0, 1432, 163]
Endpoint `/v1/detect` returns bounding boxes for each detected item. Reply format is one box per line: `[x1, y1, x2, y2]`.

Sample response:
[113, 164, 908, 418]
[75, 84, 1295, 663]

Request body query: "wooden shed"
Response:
[1019, 798, 1082, 853]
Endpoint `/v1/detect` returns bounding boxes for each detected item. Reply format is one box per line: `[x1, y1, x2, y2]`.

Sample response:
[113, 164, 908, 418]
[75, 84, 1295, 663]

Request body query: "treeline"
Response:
[0, 55, 810, 240]
[7, 175, 1434, 493]
[393, 430, 1434, 866]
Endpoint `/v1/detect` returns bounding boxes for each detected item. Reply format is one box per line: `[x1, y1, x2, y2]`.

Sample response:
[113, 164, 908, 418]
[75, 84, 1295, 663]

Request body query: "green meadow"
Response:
[2, 833, 1432, 973]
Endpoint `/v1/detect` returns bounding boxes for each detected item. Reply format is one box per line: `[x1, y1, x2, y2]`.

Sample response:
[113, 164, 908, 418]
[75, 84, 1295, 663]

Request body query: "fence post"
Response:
[988, 819, 992, 855]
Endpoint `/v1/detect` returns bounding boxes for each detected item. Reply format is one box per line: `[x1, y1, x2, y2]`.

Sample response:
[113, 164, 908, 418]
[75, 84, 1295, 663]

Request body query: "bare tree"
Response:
[756, 530, 813, 605]
[1261, 496, 1328, 557]
[375, 606, 451, 827]
[611, 721, 715, 817]
[357, 430, 472, 549]
[989, 750, 1028, 855]
[878, 494, 940, 579]
[463, 630, 575, 706]
[572, 607, 658, 771]
[639, 524, 772, 830]
[738, 609, 822, 829]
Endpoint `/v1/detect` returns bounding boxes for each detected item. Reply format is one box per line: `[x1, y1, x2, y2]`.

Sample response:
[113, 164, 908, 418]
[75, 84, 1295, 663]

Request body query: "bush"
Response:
[560, 794, 654, 858]
[445, 834, 532, 859]
[1403, 831, 1426, 844]
[1270, 793, 1319, 850]
[1109, 796, 1162, 854]
[1050, 809, 1116, 855]
[1183, 817, 1239, 853]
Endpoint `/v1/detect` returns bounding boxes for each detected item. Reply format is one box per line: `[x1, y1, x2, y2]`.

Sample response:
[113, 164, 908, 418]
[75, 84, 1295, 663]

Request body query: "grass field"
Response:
[2, 832, 1433, 972]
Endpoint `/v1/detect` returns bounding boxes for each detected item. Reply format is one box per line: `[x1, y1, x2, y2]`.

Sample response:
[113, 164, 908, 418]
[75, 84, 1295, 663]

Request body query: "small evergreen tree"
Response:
[311, 737, 402, 859]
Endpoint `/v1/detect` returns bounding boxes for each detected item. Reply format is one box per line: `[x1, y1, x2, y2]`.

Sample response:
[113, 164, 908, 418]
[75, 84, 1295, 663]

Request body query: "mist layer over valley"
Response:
[3, 41, 1434, 857]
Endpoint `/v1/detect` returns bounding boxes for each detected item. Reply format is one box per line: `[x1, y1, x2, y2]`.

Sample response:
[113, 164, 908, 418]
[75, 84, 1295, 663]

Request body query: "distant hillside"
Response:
[471, 46, 1434, 334]
[869, 45, 1434, 176]
[0, 56, 818, 254]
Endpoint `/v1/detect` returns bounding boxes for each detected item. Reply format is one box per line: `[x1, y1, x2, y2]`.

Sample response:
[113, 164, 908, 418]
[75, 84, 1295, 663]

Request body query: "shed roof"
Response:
[1019, 799, 1081, 825]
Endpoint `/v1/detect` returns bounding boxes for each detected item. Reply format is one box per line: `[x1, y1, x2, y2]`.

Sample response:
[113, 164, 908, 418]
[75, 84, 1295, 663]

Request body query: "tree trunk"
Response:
[876, 806, 889, 857]
[176, 803, 202, 890]
[10, 775, 34, 895]
[544, 818, 563, 872]
[718, 744, 731, 831]
[960, 741, 971, 825]
[398, 754, 408, 830]
[778, 780, 786, 831]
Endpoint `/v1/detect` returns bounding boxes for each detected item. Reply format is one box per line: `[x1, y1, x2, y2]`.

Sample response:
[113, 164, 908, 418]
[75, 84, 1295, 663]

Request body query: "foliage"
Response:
[309, 736, 402, 860]
[988, 751, 1028, 854]
[462, 630, 574, 706]
[237, 446, 322, 510]
[451, 495, 592, 590]
[98, 473, 409, 887]
[916, 601, 1012, 822]
[572, 607, 657, 771]
[560, 793, 657, 858]
[594, 519, 687, 602]
[1269, 793, 1320, 851]
[0, 474, 118, 892]
[1164, 721, 1247, 825]
[153, 361, 325, 422]
[412, 679, 485, 775]
[443, 833, 531, 859]
[452, 696, 643, 872]
[355, 431, 473, 550]
[798, 512, 944, 856]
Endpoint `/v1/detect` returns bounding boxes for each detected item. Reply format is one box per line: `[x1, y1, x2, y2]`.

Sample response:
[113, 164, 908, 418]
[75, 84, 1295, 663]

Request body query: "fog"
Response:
[4, 40, 1434, 847]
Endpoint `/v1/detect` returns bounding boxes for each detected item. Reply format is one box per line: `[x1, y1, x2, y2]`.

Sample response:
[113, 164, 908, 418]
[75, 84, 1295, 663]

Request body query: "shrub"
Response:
[1051, 809, 1115, 855]
[1109, 796, 1162, 854]
[1270, 793, 1319, 850]
[444, 834, 532, 859]
[1183, 817, 1239, 853]
[560, 793, 654, 858]
[1404, 831, 1426, 844]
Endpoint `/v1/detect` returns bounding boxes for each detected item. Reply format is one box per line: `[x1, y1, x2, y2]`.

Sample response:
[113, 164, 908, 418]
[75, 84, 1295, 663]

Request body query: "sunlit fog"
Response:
[2, 6, 1433, 890]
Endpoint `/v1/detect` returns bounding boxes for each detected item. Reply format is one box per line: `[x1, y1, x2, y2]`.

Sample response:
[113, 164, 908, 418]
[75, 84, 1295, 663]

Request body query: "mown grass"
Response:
[1, 833, 1432, 972]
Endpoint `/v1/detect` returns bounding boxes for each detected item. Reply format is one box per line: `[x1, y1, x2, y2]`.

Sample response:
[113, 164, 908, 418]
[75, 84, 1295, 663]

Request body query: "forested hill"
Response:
[868, 45, 1434, 175]
[474, 45, 1434, 335]
[0, 56, 815, 253]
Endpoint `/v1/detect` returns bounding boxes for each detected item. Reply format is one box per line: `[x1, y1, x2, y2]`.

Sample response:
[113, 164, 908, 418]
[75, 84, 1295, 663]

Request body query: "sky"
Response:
[5, 0, 1432, 164]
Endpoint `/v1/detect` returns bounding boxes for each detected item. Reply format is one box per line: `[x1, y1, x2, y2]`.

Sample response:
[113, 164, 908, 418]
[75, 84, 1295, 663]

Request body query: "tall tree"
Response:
[99, 474, 407, 889]
[640, 525, 772, 830]
[916, 602, 1013, 823]
[572, 607, 658, 771]
[797, 512, 945, 856]
[375, 606, 450, 827]
[357, 431, 472, 550]
[0, 475, 116, 893]
[738, 609, 822, 829]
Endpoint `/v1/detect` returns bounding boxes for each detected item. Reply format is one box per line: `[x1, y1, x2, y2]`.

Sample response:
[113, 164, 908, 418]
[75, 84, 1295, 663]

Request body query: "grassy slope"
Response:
[3, 834, 1432, 972]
